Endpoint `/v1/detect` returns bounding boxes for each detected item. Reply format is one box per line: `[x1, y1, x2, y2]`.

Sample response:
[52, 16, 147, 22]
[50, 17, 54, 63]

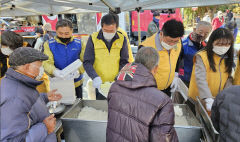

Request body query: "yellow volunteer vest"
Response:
[92, 32, 124, 83]
[36, 73, 50, 93]
[0, 58, 10, 85]
[117, 27, 134, 63]
[233, 51, 240, 85]
[0, 62, 3, 84]
[189, 50, 229, 100]
[141, 33, 182, 90]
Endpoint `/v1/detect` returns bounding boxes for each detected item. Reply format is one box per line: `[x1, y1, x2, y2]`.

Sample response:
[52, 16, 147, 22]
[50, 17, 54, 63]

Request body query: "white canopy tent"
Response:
[0, 0, 239, 17]
[0, 0, 104, 17]
[1, 0, 239, 43]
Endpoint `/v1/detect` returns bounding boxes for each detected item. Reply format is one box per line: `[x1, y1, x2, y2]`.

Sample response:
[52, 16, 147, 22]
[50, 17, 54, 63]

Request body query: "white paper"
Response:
[50, 78, 76, 104]
[61, 59, 82, 78]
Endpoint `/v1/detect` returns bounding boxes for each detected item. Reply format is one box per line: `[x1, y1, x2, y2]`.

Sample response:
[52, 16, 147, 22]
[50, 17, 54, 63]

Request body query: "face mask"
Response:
[153, 17, 159, 23]
[213, 46, 231, 55]
[35, 66, 44, 80]
[161, 41, 177, 50]
[103, 32, 116, 41]
[57, 36, 71, 43]
[192, 33, 203, 43]
[1, 47, 13, 56]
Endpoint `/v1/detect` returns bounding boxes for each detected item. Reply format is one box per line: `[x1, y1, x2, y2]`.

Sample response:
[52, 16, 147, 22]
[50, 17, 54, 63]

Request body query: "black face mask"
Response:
[57, 36, 71, 43]
[192, 33, 203, 43]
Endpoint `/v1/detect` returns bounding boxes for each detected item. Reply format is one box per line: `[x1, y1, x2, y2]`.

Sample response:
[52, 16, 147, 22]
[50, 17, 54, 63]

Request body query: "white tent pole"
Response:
[2, 3, 47, 15]
[0, 1, 33, 11]
[57, 8, 76, 14]
[16, 6, 48, 15]
[138, 11, 141, 45]
[136, 7, 141, 45]
[0, 5, 11, 11]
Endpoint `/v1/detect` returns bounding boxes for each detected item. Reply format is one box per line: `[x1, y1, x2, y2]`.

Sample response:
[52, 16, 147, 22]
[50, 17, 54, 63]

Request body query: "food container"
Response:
[196, 97, 219, 142]
[61, 100, 202, 142]
[61, 100, 107, 142]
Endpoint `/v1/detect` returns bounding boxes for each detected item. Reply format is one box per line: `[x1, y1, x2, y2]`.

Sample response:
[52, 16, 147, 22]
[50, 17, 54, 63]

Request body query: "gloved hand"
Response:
[73, 71, 80, 78]
[93, 77, 102, 89]
[53, 69, 64, 78]
[170, 72, 179, 93]
[66, 71, 80, 80]
[205, 98, 214, 111]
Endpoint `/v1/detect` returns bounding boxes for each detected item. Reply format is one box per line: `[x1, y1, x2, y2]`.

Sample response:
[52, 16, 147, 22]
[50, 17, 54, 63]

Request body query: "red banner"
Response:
[20, 27, 36, 32]
[42, 15, 58, 31]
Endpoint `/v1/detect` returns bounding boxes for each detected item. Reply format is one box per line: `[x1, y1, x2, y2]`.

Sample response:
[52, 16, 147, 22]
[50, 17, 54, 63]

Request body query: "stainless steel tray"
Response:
[196, 97, 219, 142]
[61, 100, 202, 142]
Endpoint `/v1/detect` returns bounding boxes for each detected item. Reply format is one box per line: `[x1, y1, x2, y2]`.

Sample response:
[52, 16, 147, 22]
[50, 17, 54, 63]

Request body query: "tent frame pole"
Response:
[100, 0, 115, 13]
[136, 7, 142, 45]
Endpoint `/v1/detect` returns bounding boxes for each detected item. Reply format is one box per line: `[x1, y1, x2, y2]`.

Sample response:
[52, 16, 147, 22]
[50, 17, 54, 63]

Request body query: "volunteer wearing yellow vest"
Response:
[0, 31, 50, 93]
[189, 28, 234, 112]
[234, 51, 240, 85]
[43, 19, 86, 99]
[117, 27, 134, 63]
[83, 13, 129, 100]
[140, 19, 184, 96]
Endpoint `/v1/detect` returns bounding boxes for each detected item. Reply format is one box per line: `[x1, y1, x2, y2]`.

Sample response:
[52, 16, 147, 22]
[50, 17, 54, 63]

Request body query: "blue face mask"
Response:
[153, 17, 159, 23]
[153, 17, 159, 28]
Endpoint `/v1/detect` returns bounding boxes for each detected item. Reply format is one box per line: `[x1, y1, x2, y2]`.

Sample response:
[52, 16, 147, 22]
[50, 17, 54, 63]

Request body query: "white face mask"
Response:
[161, 41, 177, 50]
[213, 46, 231, 55]
[103, 32, 116, 41]
[1, 47, 13, 56]
[35, 66, 44, 80]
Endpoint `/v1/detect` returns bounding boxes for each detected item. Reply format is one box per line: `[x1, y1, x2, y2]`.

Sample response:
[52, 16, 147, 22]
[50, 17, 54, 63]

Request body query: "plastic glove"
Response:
[170, 72, 179, 93]
[73, 71, 80, 78]
[66, 71, 80, 80]
[93, 77, 102, 89]
[53, 69, 64, 78]
[205, 98, 214, 111]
